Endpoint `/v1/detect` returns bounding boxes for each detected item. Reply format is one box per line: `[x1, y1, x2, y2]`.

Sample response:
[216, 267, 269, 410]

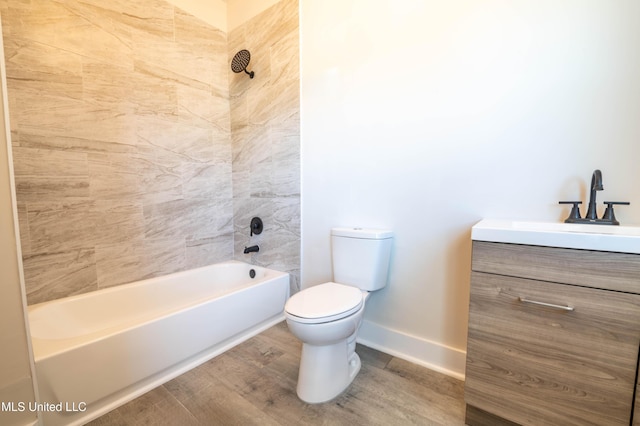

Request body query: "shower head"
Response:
[231, 49, 254, 79]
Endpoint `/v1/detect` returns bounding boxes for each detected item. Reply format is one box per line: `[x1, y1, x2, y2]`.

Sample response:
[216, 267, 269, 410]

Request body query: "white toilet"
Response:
[284, 227, 393, 403]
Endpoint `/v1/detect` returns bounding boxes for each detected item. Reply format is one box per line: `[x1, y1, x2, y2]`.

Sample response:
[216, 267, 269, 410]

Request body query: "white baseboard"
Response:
[357, 319, 466, 381]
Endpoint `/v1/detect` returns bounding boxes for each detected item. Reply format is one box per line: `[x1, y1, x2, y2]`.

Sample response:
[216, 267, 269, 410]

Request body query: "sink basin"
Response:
[472, 219, 640, 254]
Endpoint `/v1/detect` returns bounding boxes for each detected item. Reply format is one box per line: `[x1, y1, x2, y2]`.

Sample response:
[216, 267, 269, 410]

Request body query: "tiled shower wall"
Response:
[229, 0, 300, 293]
[1, 0, 299, 304]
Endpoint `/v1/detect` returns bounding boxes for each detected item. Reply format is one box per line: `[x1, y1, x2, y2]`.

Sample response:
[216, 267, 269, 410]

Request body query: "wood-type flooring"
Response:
[88, 322, 465, 425]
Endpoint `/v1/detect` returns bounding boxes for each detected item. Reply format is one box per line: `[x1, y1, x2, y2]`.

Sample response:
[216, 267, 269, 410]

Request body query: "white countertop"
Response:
[472, 219, 640, 254]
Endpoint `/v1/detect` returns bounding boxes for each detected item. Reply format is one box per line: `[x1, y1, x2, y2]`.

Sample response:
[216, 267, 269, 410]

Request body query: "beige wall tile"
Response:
[131, 67, 179, 117]
[82, 61, 137, 105]
[12, 147, 88, 177]
[15, 176, 90, 202]
[2, 0, 299, 303]
[174, 8, 225, 45]
[271, 32, 299, 85]
[85, 0, 175, 44]
[88, 149, 184, 205]
[186, 234, 234, 269]
[134, 37, 216, 89]
[23, 249, 98, 304]
[15, 131, 138, 155]
[229, 0, 300, 292]
[94, 242, 147, 288]
[144, 198, 233, 241]
[182, 162, 233, 199]
[95, 238, 186, 288]
[93, 201, 146, 245]
[16, 203, 31, 255]
[10, 1, 91, 57]
[2, 0, 235, 303]
[4, 38, 84, 100]
[27, 201, 98, 253]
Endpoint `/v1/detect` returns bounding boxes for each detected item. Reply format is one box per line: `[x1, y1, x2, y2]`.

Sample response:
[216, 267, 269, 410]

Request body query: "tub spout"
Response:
[244, 245, 259, 254]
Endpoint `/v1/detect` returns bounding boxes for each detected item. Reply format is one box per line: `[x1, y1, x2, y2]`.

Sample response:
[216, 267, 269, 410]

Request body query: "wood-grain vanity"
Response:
[464, 220, 640, 426]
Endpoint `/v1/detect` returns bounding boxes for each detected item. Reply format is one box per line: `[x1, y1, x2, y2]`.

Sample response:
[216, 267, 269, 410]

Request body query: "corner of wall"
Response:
[166, 0, 228, 32]
[227, 0, 281, 32]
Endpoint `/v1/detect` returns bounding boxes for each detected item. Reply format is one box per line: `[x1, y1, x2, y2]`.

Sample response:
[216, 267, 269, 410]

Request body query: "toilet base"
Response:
[296, 330, 361, 404]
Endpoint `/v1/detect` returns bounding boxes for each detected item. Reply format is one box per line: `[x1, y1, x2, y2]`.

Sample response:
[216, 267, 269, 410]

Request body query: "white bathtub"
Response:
[28, 261, 289, 426]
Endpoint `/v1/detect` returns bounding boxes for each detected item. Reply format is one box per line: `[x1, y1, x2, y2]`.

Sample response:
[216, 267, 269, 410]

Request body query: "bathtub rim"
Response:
[29, 261, 287, 361]
[28, 259, 272, 312]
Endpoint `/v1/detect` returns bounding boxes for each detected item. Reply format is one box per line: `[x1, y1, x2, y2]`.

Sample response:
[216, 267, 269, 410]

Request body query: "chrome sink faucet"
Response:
[559, 169, 629, 225]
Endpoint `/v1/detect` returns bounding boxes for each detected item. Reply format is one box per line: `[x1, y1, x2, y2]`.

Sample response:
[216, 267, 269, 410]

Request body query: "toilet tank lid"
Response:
[331, 227, 393, 239]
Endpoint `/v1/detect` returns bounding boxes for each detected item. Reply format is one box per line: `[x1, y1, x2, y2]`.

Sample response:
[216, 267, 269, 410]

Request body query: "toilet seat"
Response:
[285, 282, 364, 324]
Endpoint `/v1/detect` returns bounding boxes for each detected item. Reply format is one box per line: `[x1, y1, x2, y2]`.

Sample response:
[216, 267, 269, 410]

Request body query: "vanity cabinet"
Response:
[465, 241, 640, 426]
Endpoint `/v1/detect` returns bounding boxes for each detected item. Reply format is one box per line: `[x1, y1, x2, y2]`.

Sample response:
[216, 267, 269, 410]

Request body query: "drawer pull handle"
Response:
[518, 297, 574, 311]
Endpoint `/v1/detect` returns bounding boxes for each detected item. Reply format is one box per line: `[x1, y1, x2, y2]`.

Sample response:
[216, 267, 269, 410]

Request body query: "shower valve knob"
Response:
[250, 217, 263, 236]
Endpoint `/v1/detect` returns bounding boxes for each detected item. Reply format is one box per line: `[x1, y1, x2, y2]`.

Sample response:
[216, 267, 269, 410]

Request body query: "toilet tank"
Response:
[331, 227, 393, 291]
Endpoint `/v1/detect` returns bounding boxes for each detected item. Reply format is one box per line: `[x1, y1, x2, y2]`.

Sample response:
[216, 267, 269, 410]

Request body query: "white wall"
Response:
[300, 0, 640, 377]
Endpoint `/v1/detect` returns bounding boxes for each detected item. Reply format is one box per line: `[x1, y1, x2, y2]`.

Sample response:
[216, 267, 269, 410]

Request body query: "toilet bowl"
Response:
[285, 282, 368, 403]
[285, 227, 393, 404]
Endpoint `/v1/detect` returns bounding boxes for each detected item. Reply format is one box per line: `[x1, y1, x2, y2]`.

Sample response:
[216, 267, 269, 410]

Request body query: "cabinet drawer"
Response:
[465, 272, 640, 425]
[471, 241, 640, 293]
